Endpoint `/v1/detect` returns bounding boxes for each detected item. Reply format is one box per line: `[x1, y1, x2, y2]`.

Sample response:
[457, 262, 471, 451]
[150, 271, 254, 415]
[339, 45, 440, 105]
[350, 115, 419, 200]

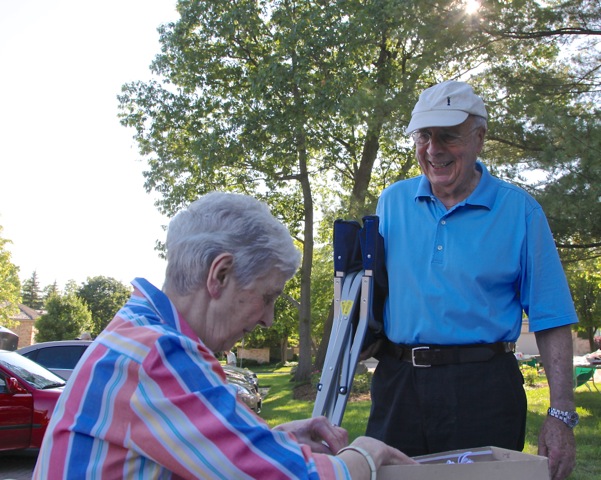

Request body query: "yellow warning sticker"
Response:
[340, 300, 353, 316]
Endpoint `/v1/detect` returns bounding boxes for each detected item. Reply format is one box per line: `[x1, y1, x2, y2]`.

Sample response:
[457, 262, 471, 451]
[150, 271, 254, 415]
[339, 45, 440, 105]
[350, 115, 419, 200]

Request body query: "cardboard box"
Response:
[378, 446, 549, 480]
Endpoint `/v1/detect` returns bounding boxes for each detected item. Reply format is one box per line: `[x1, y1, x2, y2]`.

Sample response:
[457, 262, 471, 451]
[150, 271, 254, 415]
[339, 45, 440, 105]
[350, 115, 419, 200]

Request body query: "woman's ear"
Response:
[206, 253, 234, 298]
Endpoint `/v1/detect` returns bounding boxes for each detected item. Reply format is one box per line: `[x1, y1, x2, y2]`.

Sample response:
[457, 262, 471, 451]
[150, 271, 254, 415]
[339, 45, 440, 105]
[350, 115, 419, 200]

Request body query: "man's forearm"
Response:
[535, 325, 575, 410]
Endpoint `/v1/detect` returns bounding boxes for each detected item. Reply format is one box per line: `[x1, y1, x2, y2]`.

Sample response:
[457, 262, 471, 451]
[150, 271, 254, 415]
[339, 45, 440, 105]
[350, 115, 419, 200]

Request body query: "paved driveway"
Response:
[0, 450, 37, 480]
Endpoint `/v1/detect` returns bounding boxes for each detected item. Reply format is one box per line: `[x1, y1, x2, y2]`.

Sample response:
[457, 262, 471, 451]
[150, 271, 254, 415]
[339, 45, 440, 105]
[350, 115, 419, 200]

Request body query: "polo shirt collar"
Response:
[415, 161, 496, 210]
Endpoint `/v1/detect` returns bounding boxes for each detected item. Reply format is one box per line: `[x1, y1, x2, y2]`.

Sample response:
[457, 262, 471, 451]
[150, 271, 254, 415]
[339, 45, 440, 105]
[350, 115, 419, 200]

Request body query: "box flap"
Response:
[378, 446, 549, 480]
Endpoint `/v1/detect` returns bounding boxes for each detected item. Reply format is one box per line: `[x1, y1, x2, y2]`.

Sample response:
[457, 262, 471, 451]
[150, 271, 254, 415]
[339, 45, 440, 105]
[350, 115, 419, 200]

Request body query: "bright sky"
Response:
[0, 0, 181, 290]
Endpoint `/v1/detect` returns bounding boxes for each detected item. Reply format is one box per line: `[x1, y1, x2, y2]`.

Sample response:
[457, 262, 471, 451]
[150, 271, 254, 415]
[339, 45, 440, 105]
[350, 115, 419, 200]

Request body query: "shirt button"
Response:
[437, 245, 443, 251]
[441, 220, 446, 225]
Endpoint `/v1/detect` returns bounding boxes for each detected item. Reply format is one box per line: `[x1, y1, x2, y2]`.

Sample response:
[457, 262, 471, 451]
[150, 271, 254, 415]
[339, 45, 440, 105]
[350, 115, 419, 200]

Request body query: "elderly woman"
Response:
[33, 192, 414, 479]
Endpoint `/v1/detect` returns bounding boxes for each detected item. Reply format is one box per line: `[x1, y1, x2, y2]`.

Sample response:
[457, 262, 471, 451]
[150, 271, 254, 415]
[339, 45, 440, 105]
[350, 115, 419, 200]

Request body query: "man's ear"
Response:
[475, 127, 486, 154]
[206, 253, 234, 298]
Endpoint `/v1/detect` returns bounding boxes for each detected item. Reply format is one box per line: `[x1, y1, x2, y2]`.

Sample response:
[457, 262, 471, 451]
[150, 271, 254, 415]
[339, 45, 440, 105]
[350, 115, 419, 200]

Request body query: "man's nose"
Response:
[426, 133, 446, 153]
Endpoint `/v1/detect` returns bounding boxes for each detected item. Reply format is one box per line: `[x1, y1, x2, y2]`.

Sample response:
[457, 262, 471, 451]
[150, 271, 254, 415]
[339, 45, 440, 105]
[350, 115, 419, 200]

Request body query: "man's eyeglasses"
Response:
[411, 127, 480, 146]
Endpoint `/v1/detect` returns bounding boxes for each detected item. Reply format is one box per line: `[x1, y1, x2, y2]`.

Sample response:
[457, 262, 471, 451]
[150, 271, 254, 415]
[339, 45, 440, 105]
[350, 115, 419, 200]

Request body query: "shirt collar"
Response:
[415, 161, 496, 210]
[131, 277, 199, 341]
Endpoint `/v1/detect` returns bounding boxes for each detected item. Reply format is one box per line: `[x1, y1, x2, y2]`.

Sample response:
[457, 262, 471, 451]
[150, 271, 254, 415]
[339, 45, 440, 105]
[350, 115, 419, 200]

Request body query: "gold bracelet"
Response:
[337, 445, 377, 480]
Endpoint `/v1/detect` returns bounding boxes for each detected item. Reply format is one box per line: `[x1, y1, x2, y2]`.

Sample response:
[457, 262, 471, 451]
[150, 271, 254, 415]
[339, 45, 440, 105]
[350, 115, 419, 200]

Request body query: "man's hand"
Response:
[273, 416, 349, 454]
[538, 416, 576, 480]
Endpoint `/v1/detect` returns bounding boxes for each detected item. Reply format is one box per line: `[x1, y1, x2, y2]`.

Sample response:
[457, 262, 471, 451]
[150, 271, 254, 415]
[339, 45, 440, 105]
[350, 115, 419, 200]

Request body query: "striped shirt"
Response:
[33, 278, 350, 479]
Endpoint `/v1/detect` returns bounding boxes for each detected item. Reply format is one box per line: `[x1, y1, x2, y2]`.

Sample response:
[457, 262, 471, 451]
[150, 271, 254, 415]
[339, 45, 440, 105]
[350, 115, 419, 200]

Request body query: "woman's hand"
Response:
[273, 416, 349, 454]
[345, 436, 417, 468]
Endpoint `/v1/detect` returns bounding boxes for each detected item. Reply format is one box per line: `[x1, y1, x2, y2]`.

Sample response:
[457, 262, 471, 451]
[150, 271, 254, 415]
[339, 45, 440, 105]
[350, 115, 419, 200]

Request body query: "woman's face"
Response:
[206, 268, 288, 352]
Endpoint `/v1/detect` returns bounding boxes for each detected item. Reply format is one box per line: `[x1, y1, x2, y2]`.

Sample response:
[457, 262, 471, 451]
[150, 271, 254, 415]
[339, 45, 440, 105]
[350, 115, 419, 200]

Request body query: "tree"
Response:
[568, 260, 601, 352]
[35, 293, 92, 342]
[63, 279, 79, 295]
[43, 281, 60, 303]
[21, 270, 44, 310]
[119, 0, 601, 381]
[77, 276, 131, 337]
[0, 225, 21, 328]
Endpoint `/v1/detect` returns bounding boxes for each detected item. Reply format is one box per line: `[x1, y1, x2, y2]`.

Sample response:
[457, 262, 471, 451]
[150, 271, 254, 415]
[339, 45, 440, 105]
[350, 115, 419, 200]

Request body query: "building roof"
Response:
[10, 304, 41, 321]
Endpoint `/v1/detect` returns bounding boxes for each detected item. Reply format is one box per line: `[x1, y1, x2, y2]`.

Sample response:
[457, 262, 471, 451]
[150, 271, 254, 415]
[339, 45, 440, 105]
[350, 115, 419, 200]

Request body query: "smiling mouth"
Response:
[429, 160, 453, 169]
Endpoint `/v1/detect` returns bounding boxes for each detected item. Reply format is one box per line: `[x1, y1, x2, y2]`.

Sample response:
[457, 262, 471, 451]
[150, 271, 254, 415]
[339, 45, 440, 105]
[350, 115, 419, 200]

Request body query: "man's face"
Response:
[413, 118, 485, 195]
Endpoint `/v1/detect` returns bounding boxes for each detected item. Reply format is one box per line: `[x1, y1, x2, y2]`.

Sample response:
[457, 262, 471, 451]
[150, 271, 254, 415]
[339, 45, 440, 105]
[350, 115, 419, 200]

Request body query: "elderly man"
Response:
[33, 192, 414, 479]
[365, 80, 578, 480]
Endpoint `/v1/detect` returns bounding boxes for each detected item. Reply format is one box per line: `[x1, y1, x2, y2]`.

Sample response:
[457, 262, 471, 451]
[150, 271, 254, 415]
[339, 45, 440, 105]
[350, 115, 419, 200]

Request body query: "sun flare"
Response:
[464, 0, 480, 14]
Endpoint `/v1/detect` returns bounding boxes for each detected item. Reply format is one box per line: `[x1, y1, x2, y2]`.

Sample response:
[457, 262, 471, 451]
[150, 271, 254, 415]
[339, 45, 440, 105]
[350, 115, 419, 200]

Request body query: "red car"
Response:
[0, 349, 65, 451]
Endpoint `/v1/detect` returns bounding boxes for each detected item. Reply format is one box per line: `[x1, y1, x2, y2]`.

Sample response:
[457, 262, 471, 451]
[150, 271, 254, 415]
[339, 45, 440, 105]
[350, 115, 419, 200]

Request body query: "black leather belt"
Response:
[387, 341, 514, 367]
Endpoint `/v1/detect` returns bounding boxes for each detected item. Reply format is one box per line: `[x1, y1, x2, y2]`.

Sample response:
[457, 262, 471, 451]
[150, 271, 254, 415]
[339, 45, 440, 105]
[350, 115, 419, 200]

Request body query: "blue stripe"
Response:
[135, 380, 228, 479]
[66, 350, 124, 475]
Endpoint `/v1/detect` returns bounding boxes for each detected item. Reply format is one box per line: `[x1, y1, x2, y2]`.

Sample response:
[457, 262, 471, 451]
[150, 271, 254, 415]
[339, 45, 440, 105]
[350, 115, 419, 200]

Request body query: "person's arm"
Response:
[336, 436, 417, 478]
[274, 419, 417, 478]
[273, 416, 348, 454]
[535, 325, 576, 480]
[138, 339, 414, 480]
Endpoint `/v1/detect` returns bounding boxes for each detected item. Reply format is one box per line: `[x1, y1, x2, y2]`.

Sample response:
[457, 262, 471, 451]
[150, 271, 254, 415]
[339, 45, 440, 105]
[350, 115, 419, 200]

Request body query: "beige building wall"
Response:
[8, 304, 40, 348]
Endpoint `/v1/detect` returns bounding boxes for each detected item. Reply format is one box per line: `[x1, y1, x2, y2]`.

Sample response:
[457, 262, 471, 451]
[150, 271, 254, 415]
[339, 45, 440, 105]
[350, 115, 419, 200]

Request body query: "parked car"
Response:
[223, 365, 262, 413]
[0, 349, 65, 452]
[227, 374, 262, 413]
[18, 341, 262, 413]
[18, 340, 92, 380]
[223, 364, 260, 393]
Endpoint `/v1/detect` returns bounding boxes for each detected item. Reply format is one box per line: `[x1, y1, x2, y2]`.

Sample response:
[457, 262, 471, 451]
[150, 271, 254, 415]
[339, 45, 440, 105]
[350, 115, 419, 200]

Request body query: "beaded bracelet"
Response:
[337, 445, 377, 480]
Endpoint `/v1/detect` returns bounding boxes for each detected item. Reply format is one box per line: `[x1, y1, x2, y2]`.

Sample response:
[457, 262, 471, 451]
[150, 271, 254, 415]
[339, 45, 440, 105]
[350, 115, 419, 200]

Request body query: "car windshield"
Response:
[0, 350, 66, 389]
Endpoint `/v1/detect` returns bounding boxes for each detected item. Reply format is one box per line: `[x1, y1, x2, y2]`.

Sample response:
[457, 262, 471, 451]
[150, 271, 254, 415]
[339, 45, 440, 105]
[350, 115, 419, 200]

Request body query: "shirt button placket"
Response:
[432, 216, 447, 264]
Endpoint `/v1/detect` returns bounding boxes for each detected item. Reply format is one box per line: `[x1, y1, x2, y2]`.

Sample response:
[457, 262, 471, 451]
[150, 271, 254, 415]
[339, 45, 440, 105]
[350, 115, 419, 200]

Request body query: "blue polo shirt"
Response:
[376, 161, 578, 345]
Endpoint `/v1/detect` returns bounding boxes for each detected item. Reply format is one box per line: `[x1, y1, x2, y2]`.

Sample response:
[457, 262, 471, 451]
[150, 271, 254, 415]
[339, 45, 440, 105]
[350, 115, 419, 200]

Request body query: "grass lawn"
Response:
[256, 367, 601, 479]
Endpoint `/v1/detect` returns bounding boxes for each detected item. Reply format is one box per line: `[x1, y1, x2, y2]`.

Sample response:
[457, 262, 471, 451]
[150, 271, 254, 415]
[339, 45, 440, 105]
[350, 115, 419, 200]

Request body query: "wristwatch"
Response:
[547, 407, 579, 428]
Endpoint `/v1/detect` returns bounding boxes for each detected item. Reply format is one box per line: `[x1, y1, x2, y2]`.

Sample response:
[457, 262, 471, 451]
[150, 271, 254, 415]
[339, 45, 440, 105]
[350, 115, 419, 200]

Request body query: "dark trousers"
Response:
[365, 351, 527, 456]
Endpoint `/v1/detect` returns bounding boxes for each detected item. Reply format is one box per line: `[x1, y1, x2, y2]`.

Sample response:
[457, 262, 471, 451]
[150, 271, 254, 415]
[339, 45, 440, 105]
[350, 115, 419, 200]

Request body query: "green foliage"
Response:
[42, 281, 60, 303]
[350, 371, 373, 394]
[0, 225, 21, 328]
[63, 279, 79, 295]
[21, 270, 44, 310]
[118, 0, 601, 380]
[567, 260, 601, 351]
[77, 276, 132, 337]
[35, 294, 92, 342]
[519, 364, 540, 387]
[310, 244, 334, 340]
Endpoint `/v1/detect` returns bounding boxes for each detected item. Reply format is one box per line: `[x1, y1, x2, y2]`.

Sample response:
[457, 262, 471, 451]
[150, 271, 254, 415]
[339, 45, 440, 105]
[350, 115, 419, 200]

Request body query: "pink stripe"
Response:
[45, 345, 110, 478]
[143, 348, 288, 477]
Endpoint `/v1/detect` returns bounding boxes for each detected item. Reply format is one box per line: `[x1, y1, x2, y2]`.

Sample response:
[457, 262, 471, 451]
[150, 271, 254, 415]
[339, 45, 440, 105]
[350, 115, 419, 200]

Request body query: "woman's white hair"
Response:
[164, 192, 301, 296]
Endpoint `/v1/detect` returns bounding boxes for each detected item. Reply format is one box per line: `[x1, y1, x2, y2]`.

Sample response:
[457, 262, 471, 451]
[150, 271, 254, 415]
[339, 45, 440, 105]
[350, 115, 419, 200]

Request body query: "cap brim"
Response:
[405, 111, 469, 135]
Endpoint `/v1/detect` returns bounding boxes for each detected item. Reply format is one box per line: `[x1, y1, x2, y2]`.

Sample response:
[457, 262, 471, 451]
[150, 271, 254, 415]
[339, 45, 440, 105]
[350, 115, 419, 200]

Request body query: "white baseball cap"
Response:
[406, 80, 487, 134]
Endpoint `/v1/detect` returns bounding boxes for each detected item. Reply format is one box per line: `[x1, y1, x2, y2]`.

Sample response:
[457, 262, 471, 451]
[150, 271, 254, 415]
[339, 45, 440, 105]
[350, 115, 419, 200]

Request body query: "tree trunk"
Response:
[280, 336, 289, 364]
[295, 162, 314, 382]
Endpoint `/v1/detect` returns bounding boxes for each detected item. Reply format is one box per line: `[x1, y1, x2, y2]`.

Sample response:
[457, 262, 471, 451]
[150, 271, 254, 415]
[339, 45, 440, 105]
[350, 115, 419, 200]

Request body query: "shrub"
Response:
[351, 372, 372, 394]
[520, 365, 539, 387]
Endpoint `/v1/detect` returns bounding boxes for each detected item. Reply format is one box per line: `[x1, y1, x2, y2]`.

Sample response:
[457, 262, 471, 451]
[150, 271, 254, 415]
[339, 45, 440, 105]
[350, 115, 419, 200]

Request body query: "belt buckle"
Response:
[412, 346, 431, 367]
